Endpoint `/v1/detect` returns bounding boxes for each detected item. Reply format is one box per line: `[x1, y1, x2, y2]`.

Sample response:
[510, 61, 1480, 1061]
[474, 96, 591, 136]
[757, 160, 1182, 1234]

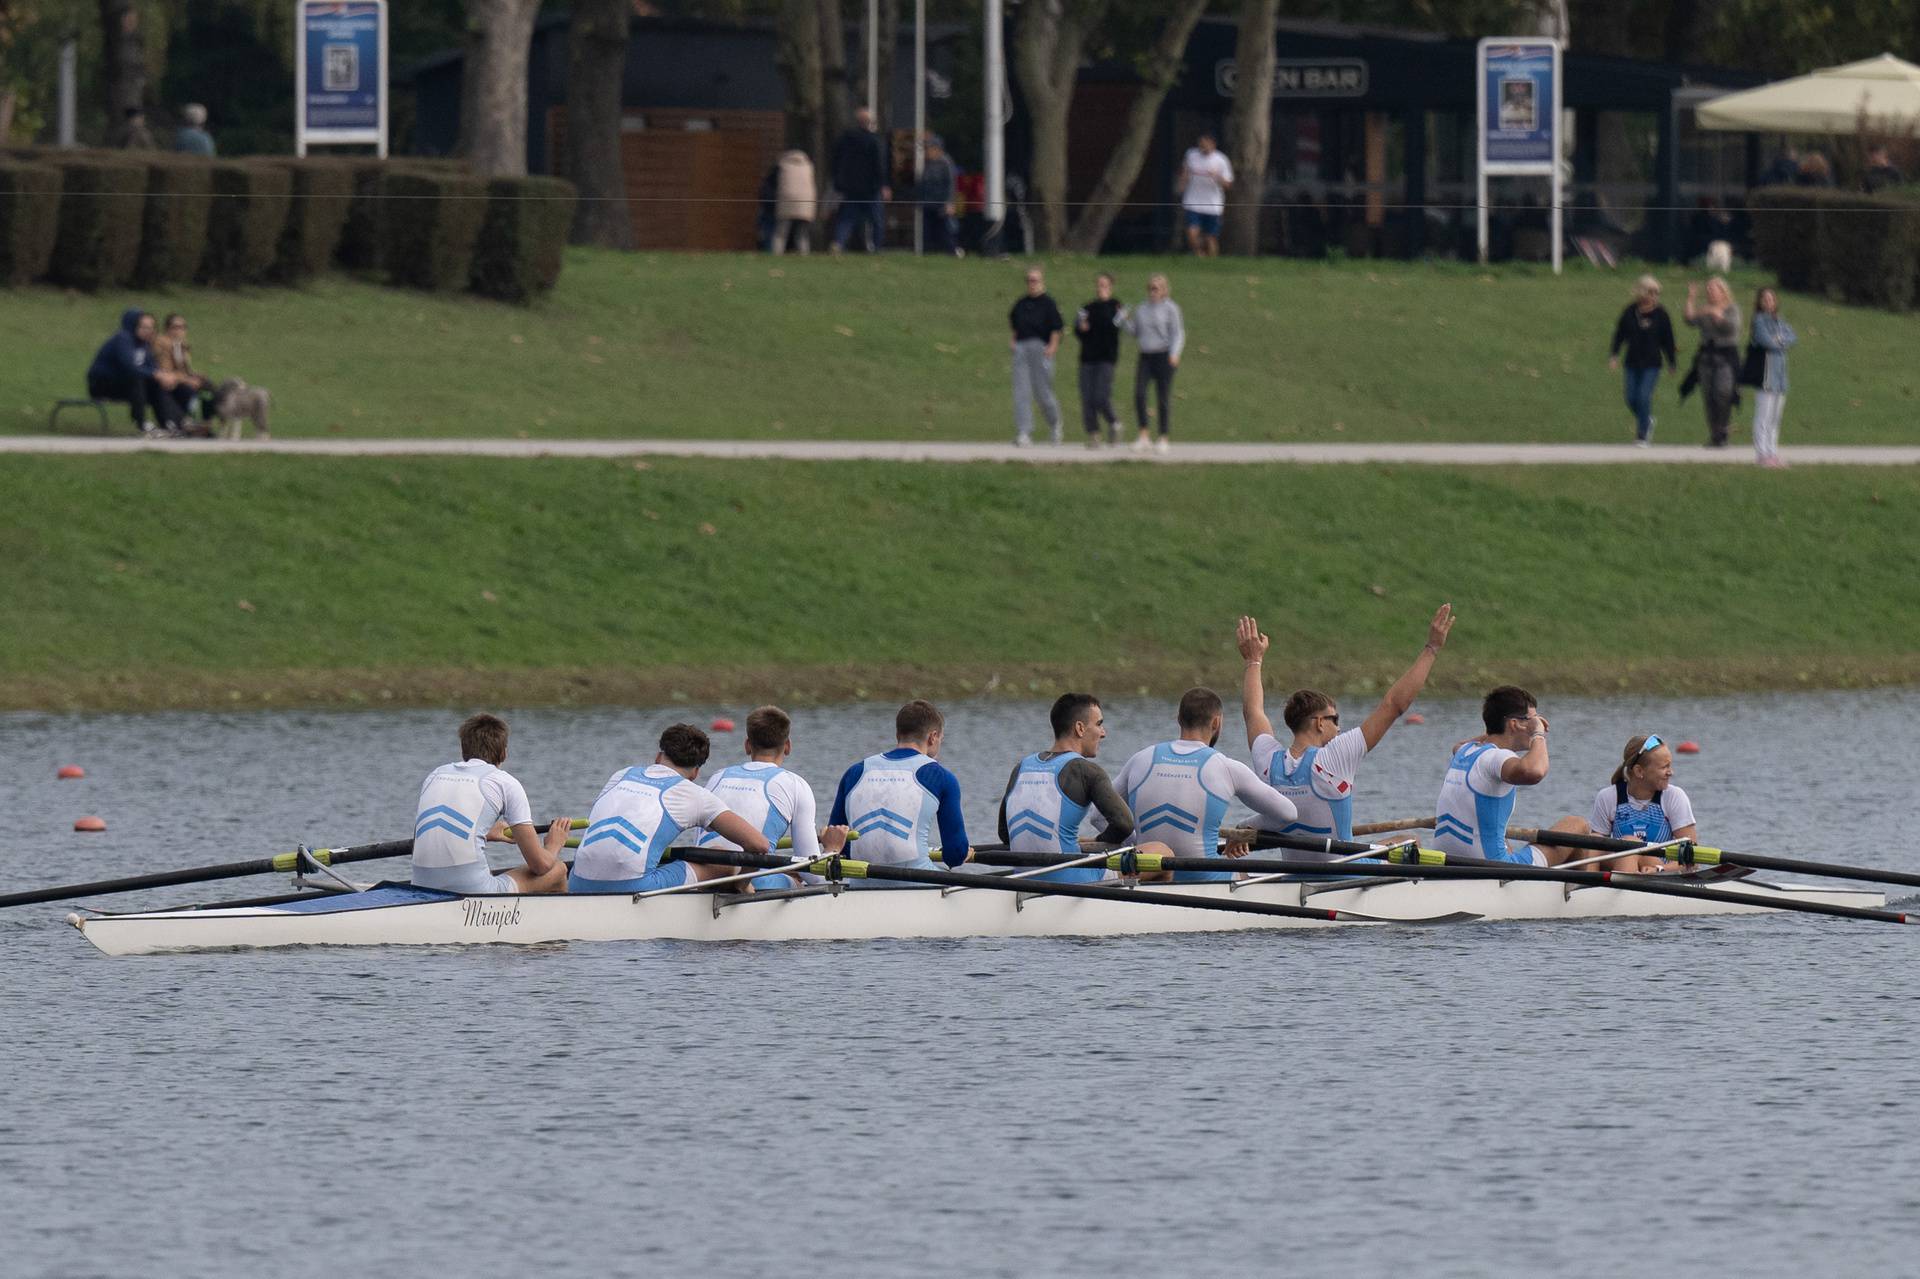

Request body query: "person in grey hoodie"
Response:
[1123, 273, 1185, 453]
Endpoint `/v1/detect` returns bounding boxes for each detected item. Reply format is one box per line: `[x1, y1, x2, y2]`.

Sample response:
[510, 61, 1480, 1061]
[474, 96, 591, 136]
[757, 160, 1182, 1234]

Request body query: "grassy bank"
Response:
[7, 251, 1918, 444]
[4, 456, 1917, 711]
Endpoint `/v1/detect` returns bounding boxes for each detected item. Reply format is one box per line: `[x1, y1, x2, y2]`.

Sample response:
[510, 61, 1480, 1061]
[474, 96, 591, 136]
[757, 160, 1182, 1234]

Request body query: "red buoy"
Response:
[73, 816, 107, 832]
[1405, 713, 1426, 725]
[1676, 740, 1701, 754]
[57, 765, 86, 779]
[711, 717, 736, 732]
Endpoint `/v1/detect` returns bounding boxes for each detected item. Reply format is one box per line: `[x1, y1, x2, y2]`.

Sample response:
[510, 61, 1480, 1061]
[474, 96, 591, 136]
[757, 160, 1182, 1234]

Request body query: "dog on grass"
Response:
[209, 378, 271, 441]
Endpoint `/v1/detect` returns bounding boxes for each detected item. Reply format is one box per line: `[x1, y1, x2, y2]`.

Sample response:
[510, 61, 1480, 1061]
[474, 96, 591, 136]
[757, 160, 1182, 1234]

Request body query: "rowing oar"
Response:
[669, 848, 1477, 926]
[1219, 816, 1434, 845]
[959, 849, 1915, 927]
[1515, 827, 1920, 893]
[0, 820, 588, 910]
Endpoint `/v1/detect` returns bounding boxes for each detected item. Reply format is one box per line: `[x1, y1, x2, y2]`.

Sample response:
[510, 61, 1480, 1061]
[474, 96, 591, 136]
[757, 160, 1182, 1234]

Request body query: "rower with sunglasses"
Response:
[1235, 604, 1454, 857]
[1431, 685, 1593, 866]
[1586, 733, 1696, 873]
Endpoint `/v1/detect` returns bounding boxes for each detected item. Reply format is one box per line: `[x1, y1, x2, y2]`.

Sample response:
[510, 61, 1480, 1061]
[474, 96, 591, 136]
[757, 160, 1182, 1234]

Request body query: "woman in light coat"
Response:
[773, 150, 818, 255]
[1748, 287, 1797, 468]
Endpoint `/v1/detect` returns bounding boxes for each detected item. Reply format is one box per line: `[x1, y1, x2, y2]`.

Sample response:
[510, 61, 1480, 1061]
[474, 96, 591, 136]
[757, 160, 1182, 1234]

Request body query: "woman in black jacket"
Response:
[1608, 275, 1677, 446]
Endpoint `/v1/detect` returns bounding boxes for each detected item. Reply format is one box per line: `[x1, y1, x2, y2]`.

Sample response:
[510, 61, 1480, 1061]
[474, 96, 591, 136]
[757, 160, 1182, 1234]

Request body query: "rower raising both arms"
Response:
[1432, 686, 1590, 867]
[570, 724, 773, 892]
[829, 699, 971, 875]
[1588, 733, 1696, 873]
[697, 706, 850, 890]
[1236, 604, 1453, 853]
[1112, 687, 1298, 882]
[411, 713, 572, 895]
[998, 692, 1172, 883]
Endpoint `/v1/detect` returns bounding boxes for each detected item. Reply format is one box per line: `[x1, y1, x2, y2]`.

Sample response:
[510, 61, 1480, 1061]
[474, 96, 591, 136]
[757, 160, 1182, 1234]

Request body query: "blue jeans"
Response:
[833, 198, 885, 251]
[1623, 365, 1660, 440]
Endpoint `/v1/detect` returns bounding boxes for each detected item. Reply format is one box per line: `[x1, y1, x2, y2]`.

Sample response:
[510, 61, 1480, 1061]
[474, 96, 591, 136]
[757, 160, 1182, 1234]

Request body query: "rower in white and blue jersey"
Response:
[828, 699, 970, 878]
[1587, 733, 1697, 874]
[1110, 688, 1298, 883]
[570, 723, 773, 893]
[697, 705, 850, 890]
[1235, 605, 1453, 857]
[996, 692, 1173, 884]
[411, 713, 572, 894]
[1431, 686, 1591, 867]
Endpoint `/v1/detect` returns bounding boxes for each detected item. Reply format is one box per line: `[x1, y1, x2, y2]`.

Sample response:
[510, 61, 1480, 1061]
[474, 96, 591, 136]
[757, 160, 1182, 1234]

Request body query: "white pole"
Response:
[913, 0, 925, 255]
[867, 0, 879, 116]
[1550, 39, 1562, 275]
[985, 0, 1004, 223]
[57, 39, 77, 148]
[1474, 39, 1487, 265]
[294, 0, 308, 157]
[377, 0, 390, 158]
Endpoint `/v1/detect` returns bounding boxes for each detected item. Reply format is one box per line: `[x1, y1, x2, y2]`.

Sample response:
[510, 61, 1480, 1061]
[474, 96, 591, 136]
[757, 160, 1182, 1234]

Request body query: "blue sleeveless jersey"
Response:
[1433, 741, 1524, 862]
[573, 767, 688, 883]
[1126, 741, 1233, 883]
[1607, 781, 1673, 842]
[1264, 744, 1356, 842]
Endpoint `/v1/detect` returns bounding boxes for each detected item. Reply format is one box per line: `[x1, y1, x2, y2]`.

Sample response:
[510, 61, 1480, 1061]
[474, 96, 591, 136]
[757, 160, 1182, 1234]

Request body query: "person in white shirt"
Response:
[1236, 604, 1454, 856]
[1432, 687, 1591, 867]
[1588, 733, 1696, 873]
[1175, 133, 1234, 257]
[570, 724, 774, 892]
[697, 705, 850, 890]
[411, 713, 572, 895]
[1110, 687, 1297, 883]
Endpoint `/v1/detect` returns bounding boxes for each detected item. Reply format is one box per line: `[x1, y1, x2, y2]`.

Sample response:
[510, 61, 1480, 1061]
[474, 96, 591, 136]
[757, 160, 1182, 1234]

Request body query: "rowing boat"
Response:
[67, 873, 1886, 956]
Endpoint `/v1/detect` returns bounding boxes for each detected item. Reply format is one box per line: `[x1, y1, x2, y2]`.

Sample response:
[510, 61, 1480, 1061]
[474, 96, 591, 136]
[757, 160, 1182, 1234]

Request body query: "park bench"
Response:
[48, 398, 113, 435]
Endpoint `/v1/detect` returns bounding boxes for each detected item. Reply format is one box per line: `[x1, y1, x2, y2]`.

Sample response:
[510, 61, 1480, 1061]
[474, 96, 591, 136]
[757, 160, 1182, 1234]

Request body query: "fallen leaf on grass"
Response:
[934, 343, 960, 354]
[643, 509, 661, 520]
[236, 600, 256, 613]
[1368, 585, 1387, 598]
[481, 590, 498, 603]
[768, 268, 786, 278]
[510, 334, 524, 344]
[583, 352, 605, 364]
[834, 325, 856, 338]
[698, 522, 718, 536]
[633, 460, 652, 471]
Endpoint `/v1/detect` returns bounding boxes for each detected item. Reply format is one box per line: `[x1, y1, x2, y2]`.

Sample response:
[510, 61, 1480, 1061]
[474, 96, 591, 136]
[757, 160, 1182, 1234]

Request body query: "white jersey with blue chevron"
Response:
[1251, 727, 1367, 842]
[573, 764, 731, 882]
[1003, 752, 1091, 854]
[1112, 739, 1297, 882]
[1589, 783, 1695, 843]
[697, 761, 821, 858]
[841, 749, 940, 865]
[411, 759, 532, 872]
[1432, 742, 1520, 860]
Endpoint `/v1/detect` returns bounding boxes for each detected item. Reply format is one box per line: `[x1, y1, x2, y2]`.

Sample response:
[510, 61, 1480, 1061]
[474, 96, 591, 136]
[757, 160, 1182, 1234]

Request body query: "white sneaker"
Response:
[1153, 437, 1170, 455]
[1012, 435, 1030, 447]
[1634, 439, 1651, 449]
[1131, 433, 1151, 452]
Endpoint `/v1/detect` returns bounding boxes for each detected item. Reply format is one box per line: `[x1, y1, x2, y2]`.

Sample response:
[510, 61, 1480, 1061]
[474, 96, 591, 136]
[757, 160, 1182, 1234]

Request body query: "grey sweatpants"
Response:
[1012, 339, 1061, 442]
[1078, 362, 1119, 436]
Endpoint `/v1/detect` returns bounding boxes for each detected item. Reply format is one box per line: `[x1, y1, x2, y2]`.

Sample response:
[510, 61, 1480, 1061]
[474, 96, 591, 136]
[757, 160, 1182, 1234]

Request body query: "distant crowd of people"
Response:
[1607, 273, 1795, 466]
[1007, 267, 1186, 452]
[112, 102, 217, 155]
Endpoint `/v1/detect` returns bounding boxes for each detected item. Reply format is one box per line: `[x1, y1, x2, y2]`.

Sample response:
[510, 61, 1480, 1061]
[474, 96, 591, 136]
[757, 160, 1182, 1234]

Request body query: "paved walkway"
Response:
[6, 436, 1920, 465]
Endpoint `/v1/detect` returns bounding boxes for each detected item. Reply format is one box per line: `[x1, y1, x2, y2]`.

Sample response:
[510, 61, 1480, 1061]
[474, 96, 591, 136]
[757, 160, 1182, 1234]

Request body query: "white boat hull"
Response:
[70, 876, 1889, 956]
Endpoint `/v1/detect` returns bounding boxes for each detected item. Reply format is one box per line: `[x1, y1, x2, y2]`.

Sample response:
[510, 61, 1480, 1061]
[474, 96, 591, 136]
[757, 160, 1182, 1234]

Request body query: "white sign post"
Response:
[295, 0, 388, 158]
[1476, 37, 1561, 273]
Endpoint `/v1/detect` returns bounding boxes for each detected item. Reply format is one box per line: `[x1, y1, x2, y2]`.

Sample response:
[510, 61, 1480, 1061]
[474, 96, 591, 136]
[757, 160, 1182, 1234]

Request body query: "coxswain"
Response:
[411, 713, 571, 894]
[696, 705, 850, 890]
[1431, 686, 1590, 866]
[1587, 733, 1696, 873]
[570, 723, 773, 892]
[1110, 688, 1298, 882]
[1236, 604, 1453, 854]
[997, 692, 1172, 883]
[829, 699, 970, 876]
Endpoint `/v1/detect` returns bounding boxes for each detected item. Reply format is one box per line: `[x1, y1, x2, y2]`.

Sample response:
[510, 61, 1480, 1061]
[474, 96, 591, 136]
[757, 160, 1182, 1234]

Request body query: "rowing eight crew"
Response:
[407, 606, 1695, 894]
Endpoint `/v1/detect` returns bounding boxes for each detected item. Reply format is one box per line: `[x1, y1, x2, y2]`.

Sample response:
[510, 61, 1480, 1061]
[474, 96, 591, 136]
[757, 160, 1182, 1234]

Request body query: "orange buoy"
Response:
[1405, 713, 1426, 725]
[1676, 740, 1701, 754]
[711, 717, 736, 732]
[73, 816, 107, 832]
[57, 765, 86, 779]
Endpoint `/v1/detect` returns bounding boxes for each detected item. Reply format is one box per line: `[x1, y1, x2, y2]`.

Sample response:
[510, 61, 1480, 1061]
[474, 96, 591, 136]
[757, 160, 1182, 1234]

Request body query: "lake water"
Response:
[3, 691, 1918, 1277]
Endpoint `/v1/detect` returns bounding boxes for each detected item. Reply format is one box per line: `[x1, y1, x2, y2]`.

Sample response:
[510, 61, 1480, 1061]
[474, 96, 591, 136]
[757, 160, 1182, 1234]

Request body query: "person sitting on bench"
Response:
[153, 312, 212, 427]
[85, 309, 184, 435]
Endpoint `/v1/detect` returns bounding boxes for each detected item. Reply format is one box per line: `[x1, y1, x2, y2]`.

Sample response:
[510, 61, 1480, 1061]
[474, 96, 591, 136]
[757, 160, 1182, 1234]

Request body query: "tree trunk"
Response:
[459, 0, 543, 178]
[98, 0, 146, 133]
[1220, 0, 1281, 256]
[873, 0, 898, 135]
[565, 0, 633, 248]
[819, 0, 851, 136]
[1012, 0, 1104, 251]
[1060, 0, 1208, 254]
[778, 0, 826, 163]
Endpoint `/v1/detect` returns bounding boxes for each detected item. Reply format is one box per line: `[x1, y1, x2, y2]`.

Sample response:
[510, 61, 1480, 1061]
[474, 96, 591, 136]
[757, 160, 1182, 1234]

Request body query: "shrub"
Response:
[469, 176, 577, 303]
[1751, 186, 1920, 310]
[336, 158, 446, 271]
[267, 159, 354, 282]
[133, 158, 214, 287]
[47, 153, 146, 290]
[198, 161, 293, 286]
[1749, 187, 1822, 292]
[0, 160, 63, 286]
[381, 169, 487, 291]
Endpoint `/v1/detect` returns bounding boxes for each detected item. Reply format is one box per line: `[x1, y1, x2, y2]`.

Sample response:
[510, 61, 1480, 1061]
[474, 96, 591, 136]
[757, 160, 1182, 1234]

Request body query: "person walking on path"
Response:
[1683, 277, 1741, 448]
[772, 149, 817, 254]
[1748, 286, 1797, 469]
[1608, 275, 1677, 447]
[830, 107, 891, 253]
[1124, 273, 1185, 454]
[1009, 266, 1065, 445]
[1073, 272, 1124, 446]
[1176, 134, 1233, 257]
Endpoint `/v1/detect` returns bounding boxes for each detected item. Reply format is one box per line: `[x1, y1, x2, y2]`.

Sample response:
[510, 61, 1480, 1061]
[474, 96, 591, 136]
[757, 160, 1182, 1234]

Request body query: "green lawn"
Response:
[6, 251, 1917, 443]
[3, 456, 1915, 710]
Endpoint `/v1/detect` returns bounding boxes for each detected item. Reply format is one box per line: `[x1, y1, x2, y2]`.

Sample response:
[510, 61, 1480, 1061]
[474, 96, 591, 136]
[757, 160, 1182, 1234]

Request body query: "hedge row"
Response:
[0, 150, 576, 304]
[1749, 185, 1920, 311]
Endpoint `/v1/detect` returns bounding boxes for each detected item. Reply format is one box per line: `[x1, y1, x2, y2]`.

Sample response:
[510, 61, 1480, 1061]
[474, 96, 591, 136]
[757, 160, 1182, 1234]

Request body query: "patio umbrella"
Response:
[1697, 53, 1920, 134]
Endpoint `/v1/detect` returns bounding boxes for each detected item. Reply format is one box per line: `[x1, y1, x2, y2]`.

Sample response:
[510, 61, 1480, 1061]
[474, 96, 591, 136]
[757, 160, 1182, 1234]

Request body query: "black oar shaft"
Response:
[1523, 827, 1920, 891]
